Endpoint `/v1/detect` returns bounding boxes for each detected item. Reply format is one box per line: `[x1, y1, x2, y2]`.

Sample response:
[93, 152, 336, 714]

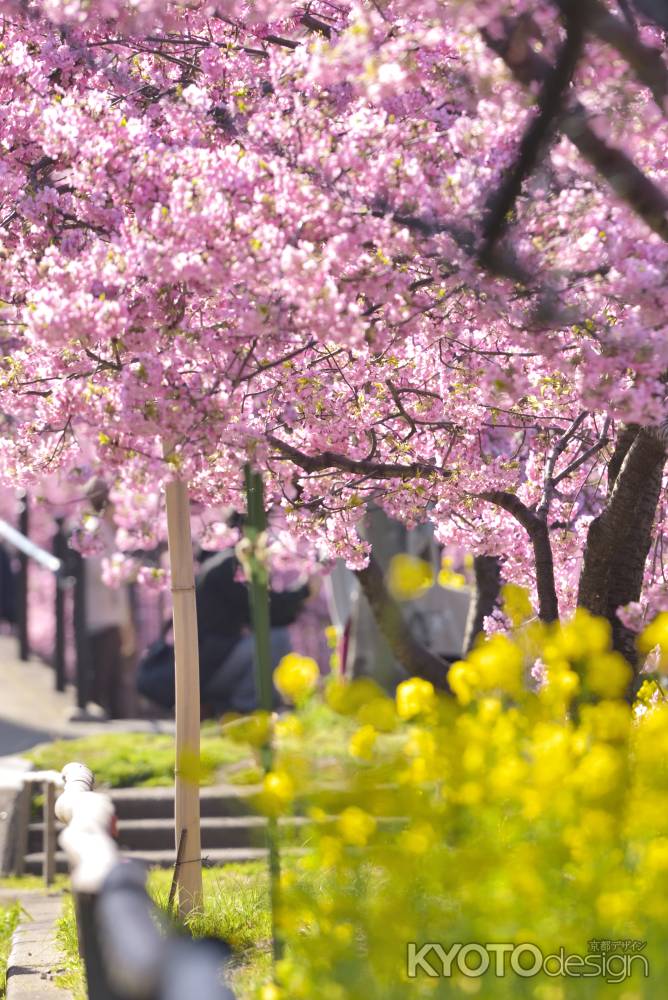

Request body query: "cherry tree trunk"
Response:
[463, 555, 502, 653]
[354, 556, 453, 689]
[577, 427, 666, 673]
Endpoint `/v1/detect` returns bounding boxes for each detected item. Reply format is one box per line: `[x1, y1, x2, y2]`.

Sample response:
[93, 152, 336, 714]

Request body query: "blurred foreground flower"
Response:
[386, 553, 434, 600]
[395, 678, 436, 719]
[638, 612, 668, 669]
[258, 770, 295, 816]
[274, 653, 320, 704]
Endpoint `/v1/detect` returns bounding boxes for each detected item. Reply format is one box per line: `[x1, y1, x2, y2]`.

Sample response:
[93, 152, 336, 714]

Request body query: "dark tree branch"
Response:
[552, 417, 611, 486]
[480, 4, 587, 260]
[585, 0, 668, 109]
[480, 490, 559, 621]
[482, 20, 668, 241]
[267, 434, 449, 481]
[300, 13, 332, 37]
[235, 340, 317, 384]
[607, 423, 639, 495]
[354, 556, 453, 689]
[617, 0, 637, 28]
[264, 34, 299, 50]
[537, 410, 589, 519]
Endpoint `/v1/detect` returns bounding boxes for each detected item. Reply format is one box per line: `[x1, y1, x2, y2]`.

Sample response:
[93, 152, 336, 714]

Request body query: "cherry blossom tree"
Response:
[1, 0, 668, 683]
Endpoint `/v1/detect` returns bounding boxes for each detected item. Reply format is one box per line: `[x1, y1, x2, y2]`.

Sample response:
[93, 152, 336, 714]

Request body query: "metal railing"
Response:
[0, 509, 88, 700]
[55, 762, 235, 1000]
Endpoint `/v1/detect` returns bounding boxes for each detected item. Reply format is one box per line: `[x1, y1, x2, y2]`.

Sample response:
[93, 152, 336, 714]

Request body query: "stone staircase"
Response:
[24, 784, 273, 873]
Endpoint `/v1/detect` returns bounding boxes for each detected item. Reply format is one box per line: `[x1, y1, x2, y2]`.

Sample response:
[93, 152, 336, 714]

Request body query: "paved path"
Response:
[0, 890, 71, 1000]
[0, 635, 173, 757]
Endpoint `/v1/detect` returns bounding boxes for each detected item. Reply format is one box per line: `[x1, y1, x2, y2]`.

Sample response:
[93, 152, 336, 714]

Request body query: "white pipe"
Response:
[0, 518, 61, 573]
[56, 762, 119, 893]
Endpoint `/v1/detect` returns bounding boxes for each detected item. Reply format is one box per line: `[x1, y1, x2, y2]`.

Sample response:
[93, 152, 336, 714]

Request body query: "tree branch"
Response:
[606, 423, 639, 495]
[537, 410, 588, 519]
[354, 556, 454, 689]
[480, 4, 587, 260]
[482, 20, 668, 241]
[552, 416, 611, 486]
[585, 0, 668, 110]
[267, 434, 449, 481]
[480, 490, 559, 621]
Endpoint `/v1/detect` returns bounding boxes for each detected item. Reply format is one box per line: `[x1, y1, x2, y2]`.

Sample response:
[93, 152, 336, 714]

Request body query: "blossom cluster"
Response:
[0, 1, 667, 617]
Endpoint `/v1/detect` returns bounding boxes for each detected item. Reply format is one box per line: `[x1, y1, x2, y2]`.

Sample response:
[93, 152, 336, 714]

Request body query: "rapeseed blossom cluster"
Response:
[240, 606, 668, 997]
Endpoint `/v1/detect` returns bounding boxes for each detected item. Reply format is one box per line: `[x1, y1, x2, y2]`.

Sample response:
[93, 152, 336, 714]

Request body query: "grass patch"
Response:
[56, 896, 86, 1000]
[151, 863, 272, 951]
[165, 863, 274, 998]
[56, 864, 273, 1000]
[27, 728, 250, 788]
[25, 704, 359, 790]
[0, 903, 23, 998]
[0, 874, 69, 892]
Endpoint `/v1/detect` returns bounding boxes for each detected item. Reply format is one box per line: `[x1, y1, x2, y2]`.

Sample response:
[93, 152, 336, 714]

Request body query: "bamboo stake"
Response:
[165, 477, 203, 916]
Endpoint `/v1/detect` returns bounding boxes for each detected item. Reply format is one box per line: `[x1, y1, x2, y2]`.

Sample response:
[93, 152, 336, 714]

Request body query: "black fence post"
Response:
[74, 892, 126, 1000]
[17, 492, 29, 661]
[72, 553, 89, 711]
[53, 517, 67, 692]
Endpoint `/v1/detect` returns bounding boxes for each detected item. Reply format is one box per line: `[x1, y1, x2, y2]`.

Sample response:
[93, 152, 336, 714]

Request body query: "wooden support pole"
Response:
[43, 781, 56, 887]
[164, 477, 203, 916]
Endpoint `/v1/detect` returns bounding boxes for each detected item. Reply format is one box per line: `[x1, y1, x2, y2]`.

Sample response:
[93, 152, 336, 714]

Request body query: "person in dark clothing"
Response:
[196, 549, 315, 713]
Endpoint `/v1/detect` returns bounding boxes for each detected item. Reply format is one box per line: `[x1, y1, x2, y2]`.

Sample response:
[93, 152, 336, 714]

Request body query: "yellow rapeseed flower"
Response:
[585, 651, 631, 699]
[396, 677, 436, 719]
[398, 820, 436, 854]
[467, 634, 524, 697]
[386, 553, 434, 600]
[337, 806, 377, 846]
[448, 659, 476, 705]
[502, 582, 534, 627]
[326, 676, 384, 715]
[221, 710, 271, 746]
[438, 556, 467, 589]
[274, 652, 320, 704]
[356, 695, 397, 732]
[258, 770, 295, 816]
[638, 611, 668, 666]
[349, 724, 377, 760]
[260, 984, 283, 1000]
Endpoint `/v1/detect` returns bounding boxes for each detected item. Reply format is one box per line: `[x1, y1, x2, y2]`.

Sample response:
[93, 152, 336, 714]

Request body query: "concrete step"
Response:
[29, 816, 271, 853]
[107, 784, 260, 820]
[23, 846, 272, 874]
[104, 783, 397, 820]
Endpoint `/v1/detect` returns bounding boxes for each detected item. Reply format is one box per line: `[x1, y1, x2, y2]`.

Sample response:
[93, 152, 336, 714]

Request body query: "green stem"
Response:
[244, 463, 283, 965]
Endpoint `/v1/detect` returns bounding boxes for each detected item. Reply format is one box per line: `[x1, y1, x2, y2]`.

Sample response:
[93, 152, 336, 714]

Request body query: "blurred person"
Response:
[137, 517, 321, 714]
[197, 535, 321, 714]
[83, 478, 135, 719]
[195, 512, 321, 714]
